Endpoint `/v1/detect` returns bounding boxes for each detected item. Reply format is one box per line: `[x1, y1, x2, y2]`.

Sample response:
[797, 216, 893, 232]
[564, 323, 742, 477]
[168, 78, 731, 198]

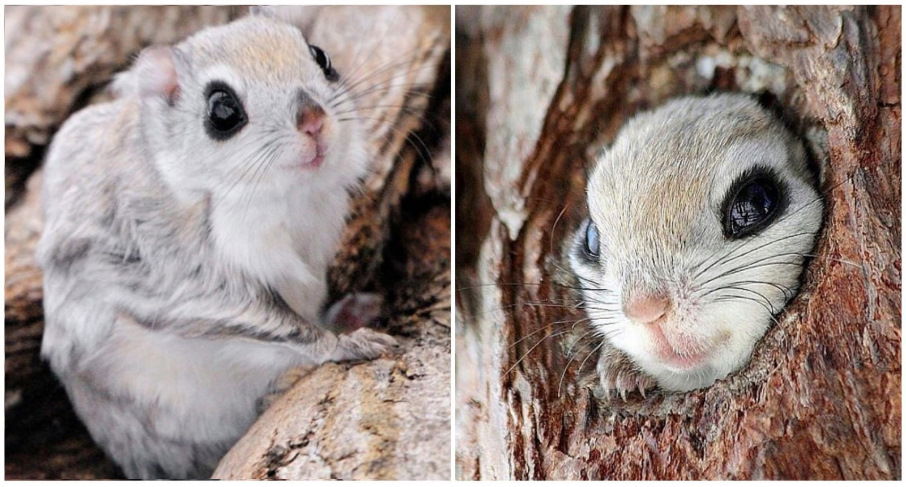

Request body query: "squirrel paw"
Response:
[325, 292, 384, 332]
[332, 327, 398, 362]
[597, 352, 656, 401]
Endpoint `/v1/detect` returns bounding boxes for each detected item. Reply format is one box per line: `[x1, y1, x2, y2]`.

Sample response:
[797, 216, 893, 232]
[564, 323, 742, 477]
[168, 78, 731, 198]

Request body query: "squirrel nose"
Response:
[296, 89, 325, 138]
[297, 105, 325, 138]
[623, 293, 671, 324]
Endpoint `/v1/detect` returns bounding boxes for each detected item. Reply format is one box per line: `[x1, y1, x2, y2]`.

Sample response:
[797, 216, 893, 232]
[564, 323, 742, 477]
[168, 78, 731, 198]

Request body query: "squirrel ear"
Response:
[112, 46, 180, 104]
[248, 6, 311, 29]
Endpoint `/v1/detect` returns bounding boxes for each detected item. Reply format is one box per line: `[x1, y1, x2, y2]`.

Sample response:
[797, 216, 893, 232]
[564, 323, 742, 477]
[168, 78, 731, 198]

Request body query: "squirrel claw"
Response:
[332, 327, 398, 362]
[597, 353, 656, 402]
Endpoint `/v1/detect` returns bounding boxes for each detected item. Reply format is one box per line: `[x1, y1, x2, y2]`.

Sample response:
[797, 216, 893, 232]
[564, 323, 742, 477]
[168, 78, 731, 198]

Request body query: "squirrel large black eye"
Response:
[309, 44, 339, 82]
[204, 82, 246, 140]
[584, 219, 600, 257]
[722, 168, 786, 239]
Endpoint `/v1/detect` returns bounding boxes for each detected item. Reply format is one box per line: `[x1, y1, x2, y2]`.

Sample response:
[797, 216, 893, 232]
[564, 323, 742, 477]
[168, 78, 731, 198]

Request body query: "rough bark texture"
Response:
[456, 5, 899, 480]
[5, 6, 450, 480]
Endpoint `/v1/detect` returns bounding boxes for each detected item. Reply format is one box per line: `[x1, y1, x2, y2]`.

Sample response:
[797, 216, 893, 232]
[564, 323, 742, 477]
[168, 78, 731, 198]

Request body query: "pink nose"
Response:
[623, 293, 671, 324]
[297, 107, 325, 137]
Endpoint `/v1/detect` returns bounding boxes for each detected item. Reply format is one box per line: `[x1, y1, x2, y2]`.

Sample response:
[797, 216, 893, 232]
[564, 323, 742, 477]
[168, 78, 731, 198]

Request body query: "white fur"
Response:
[37, 15, 386, 479]
[570, 94, 823, 392]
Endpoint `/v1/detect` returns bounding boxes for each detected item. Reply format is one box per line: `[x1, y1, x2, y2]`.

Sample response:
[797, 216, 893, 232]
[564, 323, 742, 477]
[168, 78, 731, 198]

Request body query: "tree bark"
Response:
[5, 6, 450, 480]
[455, 5, 899, 480]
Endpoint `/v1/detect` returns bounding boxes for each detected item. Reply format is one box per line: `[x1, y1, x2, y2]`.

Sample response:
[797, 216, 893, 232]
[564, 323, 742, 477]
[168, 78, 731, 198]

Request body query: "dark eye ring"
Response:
[309, 44, 339, 82]
[204, 81, 247, 141]
[584, 219, 600, 257]
[721, 168, 787, 239]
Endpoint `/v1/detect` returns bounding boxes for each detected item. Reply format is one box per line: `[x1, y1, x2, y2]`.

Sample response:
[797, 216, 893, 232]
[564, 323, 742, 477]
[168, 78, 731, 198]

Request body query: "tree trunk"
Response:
[5, 6, 450, 480]
[455, 5, 899, 480]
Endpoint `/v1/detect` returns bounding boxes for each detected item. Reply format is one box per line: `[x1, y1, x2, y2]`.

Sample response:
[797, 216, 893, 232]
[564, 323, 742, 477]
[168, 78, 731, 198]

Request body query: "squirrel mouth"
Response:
[646, 320, 712, 370]
[306, 153, 324, 168]
[301, 144, 327, 169]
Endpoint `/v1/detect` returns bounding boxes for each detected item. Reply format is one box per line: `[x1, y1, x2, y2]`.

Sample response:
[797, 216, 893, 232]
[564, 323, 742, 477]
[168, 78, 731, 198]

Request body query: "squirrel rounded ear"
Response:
[112, 46, 180, 104]
[248, 6, 311, 29]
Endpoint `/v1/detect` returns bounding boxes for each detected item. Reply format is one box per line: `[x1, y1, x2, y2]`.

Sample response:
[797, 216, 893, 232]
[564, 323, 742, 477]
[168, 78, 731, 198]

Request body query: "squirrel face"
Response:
[570, 94, 823, 392]
[123, 16, 365, 200]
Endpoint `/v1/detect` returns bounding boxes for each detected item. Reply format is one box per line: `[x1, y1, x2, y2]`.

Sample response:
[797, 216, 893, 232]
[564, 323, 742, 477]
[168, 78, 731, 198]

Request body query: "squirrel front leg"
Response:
[126, 286, 397, 363]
